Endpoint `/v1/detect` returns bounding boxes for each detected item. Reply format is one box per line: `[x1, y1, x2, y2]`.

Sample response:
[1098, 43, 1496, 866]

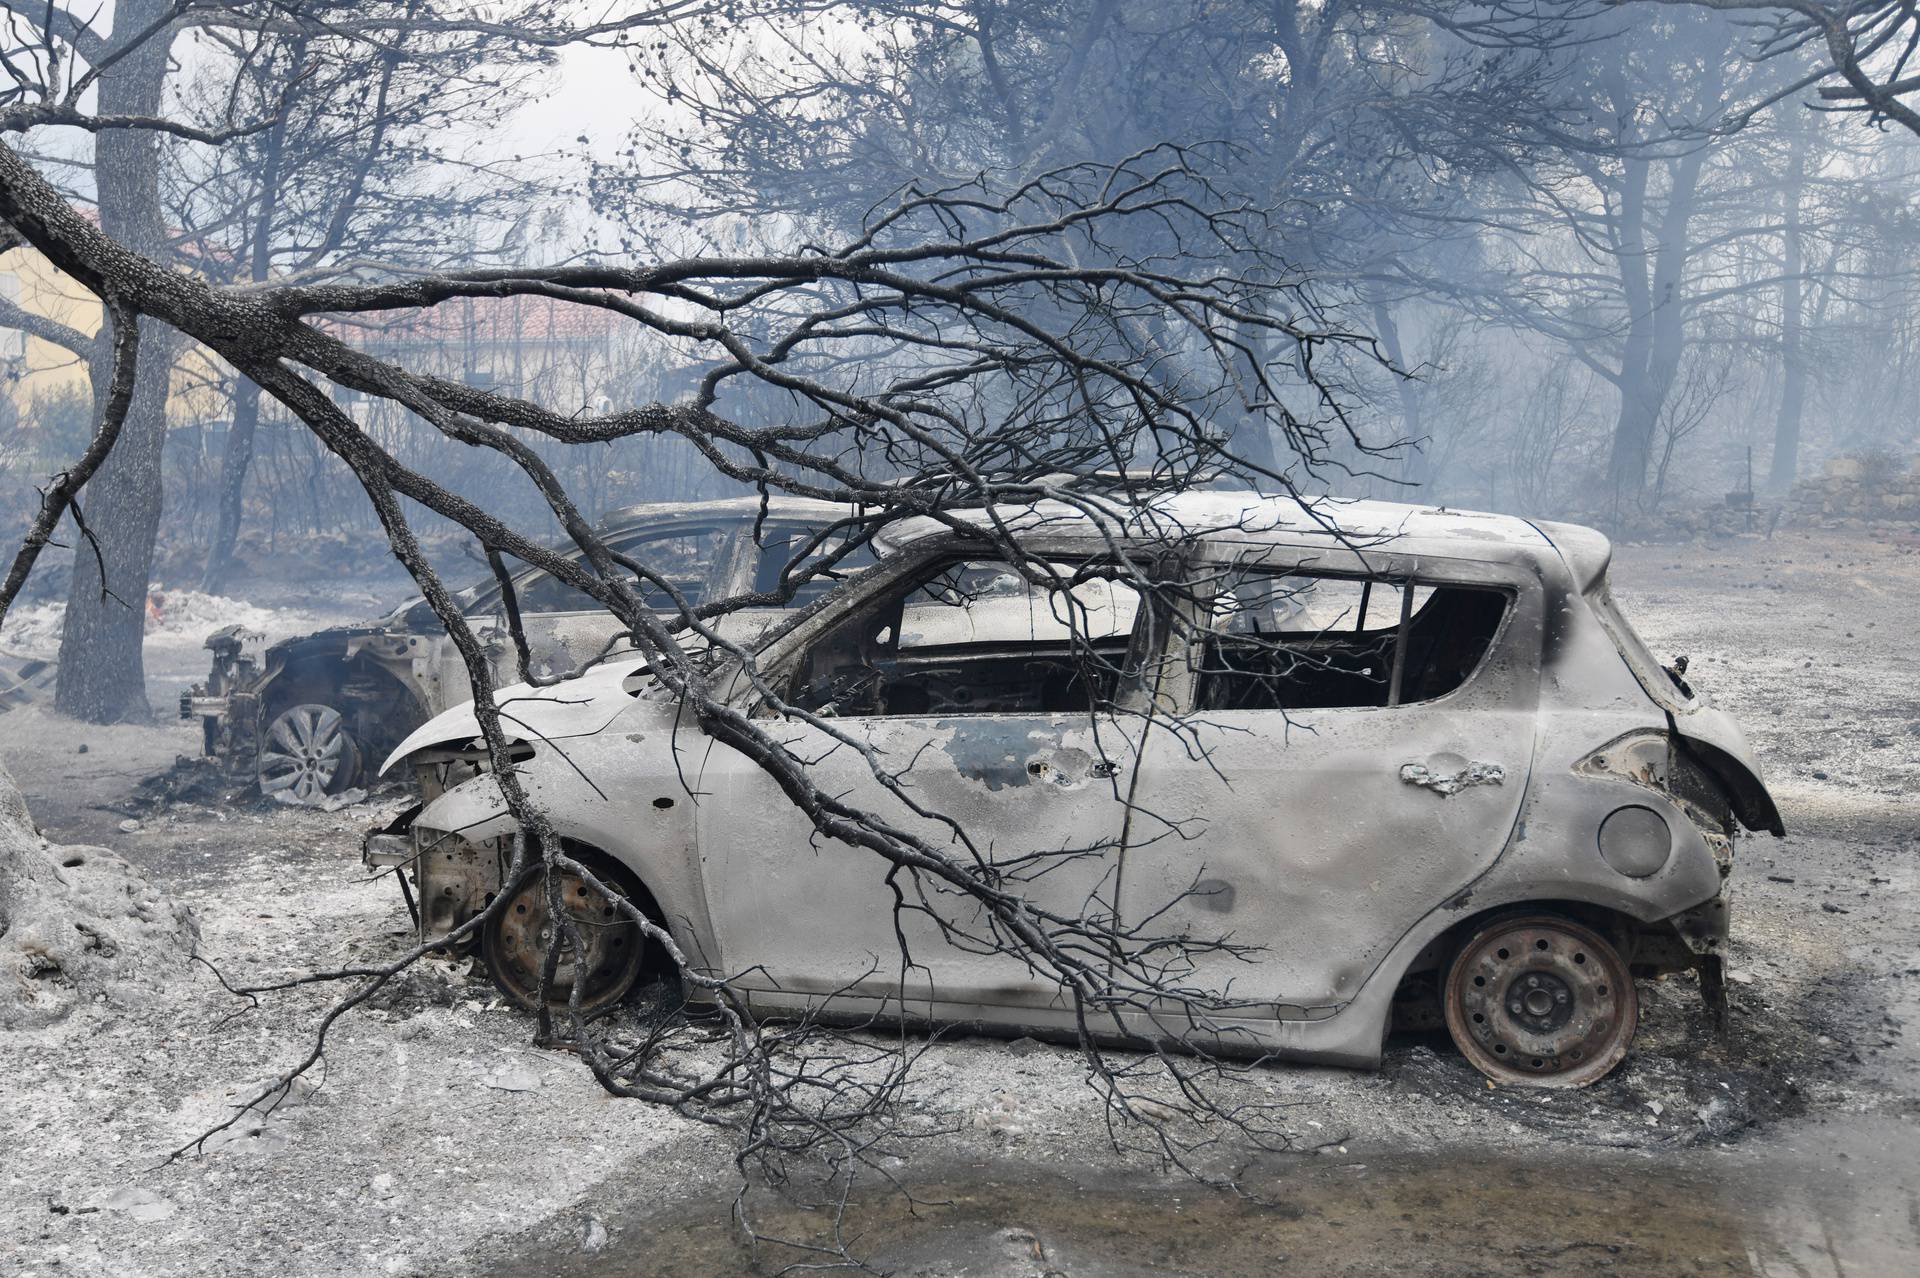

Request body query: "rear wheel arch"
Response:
[1387, 897, 1647, 1036]
[1427, 899, 1643, 971]
[262, 652, 428, 756]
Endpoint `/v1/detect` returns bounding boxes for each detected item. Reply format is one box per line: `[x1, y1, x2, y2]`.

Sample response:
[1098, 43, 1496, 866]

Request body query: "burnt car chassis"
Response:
[182, 497, 869, 804]
[366, 492, 1781, 1087]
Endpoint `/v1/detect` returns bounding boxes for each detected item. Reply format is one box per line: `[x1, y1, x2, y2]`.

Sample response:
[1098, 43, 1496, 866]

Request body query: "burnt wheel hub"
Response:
[257, 703, 358, 806]
[483, 868, 644, 1015]
[1506, 971, 1573, 1032]
[1444, 915, 1638, 1088]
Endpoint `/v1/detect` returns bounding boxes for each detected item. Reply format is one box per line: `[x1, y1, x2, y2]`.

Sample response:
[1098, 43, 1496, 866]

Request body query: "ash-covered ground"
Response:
[2, 529, 1916, 1277]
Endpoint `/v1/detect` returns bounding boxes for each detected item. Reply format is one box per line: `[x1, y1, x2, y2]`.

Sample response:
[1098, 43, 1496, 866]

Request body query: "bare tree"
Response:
[165, 12, 558, 592]
[1635, 0, 1920, 137]
[0, 0, 715, 721]
[603, 0, 1603, 484]
[0, 10, 1395, 1214]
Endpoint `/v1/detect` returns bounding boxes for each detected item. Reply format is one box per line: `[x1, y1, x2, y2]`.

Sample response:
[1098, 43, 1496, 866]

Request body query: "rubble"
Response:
[0, 760, 198, 1030]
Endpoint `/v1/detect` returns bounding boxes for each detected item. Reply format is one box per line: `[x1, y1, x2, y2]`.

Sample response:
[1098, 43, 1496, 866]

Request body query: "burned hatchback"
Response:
[372, 493, 1780, 1087]
[184, 497, 869, 804]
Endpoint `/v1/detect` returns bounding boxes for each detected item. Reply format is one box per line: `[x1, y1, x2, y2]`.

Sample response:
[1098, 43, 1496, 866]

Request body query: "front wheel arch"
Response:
[498, 840, 682, 1003]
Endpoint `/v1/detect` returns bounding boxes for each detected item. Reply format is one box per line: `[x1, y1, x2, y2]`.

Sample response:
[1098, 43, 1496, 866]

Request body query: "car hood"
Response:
[380, 655, 656, 776]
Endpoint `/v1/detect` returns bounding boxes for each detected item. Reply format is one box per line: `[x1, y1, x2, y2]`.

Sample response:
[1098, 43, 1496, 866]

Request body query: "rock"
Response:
[371, 1173, 396, 1199]
[485, 1063, 542, 1093]
[117, 818, 142, 833]
[1128, 1097, 1183, 1123]
[75, 743, 87, 754]
[93, 1186, 176, 1223]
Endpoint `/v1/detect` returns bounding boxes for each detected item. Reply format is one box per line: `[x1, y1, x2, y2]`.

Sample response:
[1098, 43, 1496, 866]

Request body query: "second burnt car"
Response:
[183, 497, 871, 804]
[371, 491, 1782, 1088]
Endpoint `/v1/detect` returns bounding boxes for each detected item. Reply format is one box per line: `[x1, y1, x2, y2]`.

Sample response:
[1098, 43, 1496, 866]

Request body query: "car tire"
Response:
[1442, 913, 1638, 1087]
[482, 865, 646, 1016]
[258, 702, 363, 805]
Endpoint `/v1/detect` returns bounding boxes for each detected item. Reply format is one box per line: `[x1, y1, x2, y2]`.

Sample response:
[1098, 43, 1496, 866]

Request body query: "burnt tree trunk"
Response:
[1606, 148, 1706, 506]
[200, 377, 261, 594]
[53, 0, 176, 723]
[1369, 299, 1427, 489]
[201, 52, 301, 596]
[1768, 126, 1809, 494]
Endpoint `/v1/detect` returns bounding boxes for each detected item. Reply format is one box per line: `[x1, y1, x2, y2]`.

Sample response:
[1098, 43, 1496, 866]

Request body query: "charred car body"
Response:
[371, 493, 1781, 1086]
[185, 497, 869, 804]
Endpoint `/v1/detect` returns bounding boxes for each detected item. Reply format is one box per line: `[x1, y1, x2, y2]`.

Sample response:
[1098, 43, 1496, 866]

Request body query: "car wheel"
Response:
[1442, 914, 1637, 1088]
[482, 866, 645, 1015]
[258, 703, 363, 805]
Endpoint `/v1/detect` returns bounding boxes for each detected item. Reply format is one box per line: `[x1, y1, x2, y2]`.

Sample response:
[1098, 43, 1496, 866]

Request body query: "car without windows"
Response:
[182, 497, 873, 805]
[368, 491, 1782, 1087]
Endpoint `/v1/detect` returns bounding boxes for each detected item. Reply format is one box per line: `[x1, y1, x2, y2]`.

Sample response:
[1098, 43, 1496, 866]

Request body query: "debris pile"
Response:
[1554, 498, 1780, 543]
[0, 759, 197, 1029]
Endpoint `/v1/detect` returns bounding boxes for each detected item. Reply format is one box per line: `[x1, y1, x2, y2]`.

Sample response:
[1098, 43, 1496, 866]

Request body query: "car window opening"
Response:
[512, 526, 729, 614]
[1197, 571, 1508, 711]
[751, 523, 880, 609]
[789, 558, 1142, 717]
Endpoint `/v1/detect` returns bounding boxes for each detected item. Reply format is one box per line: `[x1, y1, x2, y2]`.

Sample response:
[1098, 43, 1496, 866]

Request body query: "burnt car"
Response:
[185, 497, 870, 804]
[371, 492, 1781, 1086]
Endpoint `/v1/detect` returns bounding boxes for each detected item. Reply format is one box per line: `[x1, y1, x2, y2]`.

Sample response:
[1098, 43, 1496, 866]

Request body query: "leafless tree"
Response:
[0, 9, 1400, 1228]
[0, 0, 718, 722]
[162, 12, 561, 593]
[1633, 0, 1920, 137]
[603, 0, 1606, 483]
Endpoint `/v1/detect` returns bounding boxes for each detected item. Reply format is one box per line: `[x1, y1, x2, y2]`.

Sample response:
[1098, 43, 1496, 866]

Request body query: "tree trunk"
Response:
[1370, 300, 1427, 490]
[201, 56, 299, 596]
[52, 0, 175, 723]
[1768, 127, 1809, 494]
[1606, 152, 1657, 503]
[1607, 147, 1707, 505]
[199, 377, 261, 593]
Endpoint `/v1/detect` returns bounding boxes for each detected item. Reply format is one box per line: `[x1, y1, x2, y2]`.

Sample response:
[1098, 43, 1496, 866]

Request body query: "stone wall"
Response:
[1789, 453, 1920, 530]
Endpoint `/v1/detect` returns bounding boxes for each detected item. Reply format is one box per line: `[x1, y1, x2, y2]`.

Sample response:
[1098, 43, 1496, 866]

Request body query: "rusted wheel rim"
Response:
[258, 703, 357, 805]
[484, 869, 643, 1015]
[1443, 915, 1637, 1087]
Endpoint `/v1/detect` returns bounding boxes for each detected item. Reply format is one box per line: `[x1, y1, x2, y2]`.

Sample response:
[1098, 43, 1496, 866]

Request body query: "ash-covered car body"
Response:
[185, 496, 870, 804]
[374, 491, 1781, 1085]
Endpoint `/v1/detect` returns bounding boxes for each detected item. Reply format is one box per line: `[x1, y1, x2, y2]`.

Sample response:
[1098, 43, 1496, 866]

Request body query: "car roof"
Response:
[874, 490, 1565, 565]
[597, 495, 860, 533]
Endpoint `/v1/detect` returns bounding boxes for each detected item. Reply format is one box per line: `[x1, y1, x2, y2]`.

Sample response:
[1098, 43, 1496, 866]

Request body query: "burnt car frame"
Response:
[371, 492, 1781, 1087]
[184, 497, 867, 804]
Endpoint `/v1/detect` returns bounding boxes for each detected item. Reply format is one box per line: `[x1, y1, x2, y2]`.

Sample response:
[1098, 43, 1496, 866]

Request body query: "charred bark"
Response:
[1768, 124, 1808, 494]
[52, 0, 176, 723]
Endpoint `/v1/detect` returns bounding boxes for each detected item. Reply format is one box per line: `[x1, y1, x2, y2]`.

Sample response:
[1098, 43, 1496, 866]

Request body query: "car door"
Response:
[1115, 551, 1540, 1016]
[693, 550, 1160, 1012]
